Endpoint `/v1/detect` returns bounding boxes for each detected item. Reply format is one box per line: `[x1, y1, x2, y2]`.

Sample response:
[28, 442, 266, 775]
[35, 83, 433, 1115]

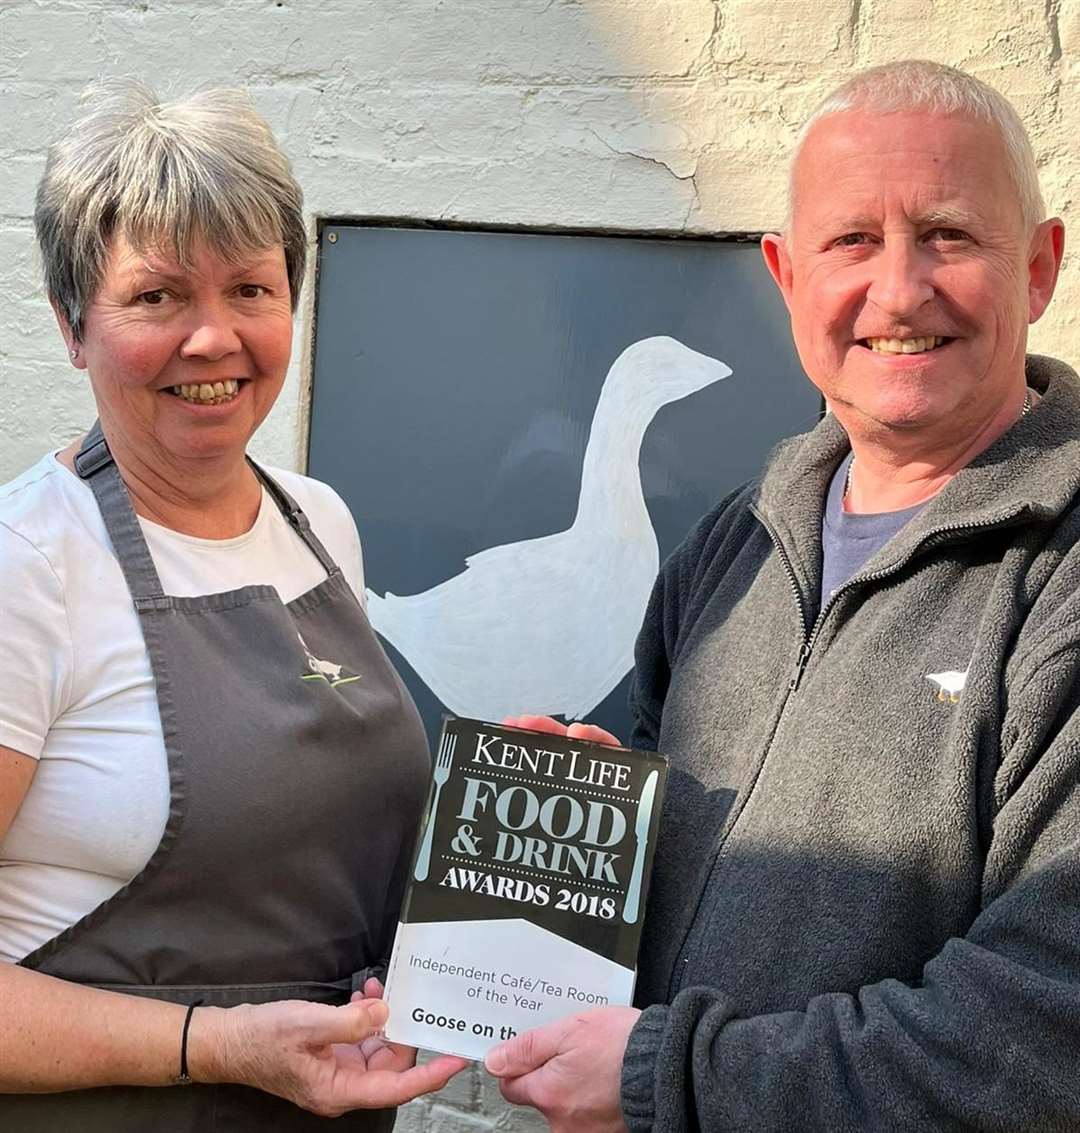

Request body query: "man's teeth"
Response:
[172, 378, 240, 404]
[865, 336, 945, 354]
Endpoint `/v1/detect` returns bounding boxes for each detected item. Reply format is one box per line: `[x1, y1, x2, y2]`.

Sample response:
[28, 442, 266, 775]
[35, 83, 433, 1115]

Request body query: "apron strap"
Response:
[73, 424, 340, 597]
[248, 459, 341, 578]
[74, 422, 167, 605]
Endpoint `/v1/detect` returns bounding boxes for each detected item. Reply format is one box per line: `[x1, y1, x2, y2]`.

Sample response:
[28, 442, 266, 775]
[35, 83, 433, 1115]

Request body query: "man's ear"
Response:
[1028, 217, 1065, 324]
[50, 300, 87, 370]
[761, 232, 794, 313]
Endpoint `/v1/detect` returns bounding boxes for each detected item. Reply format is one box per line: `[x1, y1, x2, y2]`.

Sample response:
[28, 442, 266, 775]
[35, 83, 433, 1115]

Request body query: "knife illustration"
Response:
[622, 768, 658, 924]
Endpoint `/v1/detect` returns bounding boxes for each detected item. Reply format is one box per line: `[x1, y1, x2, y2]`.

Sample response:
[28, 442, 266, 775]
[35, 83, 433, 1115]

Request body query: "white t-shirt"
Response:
[0, 452, 366, 963]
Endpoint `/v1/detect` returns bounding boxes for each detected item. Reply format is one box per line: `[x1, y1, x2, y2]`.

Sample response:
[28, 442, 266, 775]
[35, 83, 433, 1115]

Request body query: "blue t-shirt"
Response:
[820, 453, 926, 606]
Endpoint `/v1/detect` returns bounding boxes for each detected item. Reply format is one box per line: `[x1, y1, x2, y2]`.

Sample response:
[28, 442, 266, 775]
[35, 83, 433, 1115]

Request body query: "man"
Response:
[487, 60, 1080, 1130]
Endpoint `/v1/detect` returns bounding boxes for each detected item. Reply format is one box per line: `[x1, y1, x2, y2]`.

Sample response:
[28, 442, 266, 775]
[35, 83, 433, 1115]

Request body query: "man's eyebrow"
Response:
[799, 212, 879, 235]
[917, 208, 978, 228]
[804, 208, 980, 233]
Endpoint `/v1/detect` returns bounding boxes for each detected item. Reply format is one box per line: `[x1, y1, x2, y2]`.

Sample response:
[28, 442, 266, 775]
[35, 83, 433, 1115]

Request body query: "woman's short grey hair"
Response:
[35, 80, 306, 340]
[788, 60, 1044, 231]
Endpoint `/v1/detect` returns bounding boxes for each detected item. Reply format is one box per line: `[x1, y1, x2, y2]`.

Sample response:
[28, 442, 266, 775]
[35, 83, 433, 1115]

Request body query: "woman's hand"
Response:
[501, 715, 623, 748]
[191, 997, 468, 1118]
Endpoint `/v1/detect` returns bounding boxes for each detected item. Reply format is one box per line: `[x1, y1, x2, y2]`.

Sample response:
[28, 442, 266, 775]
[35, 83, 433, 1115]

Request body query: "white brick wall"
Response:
[3, 0, 1075, 484]
[1, 0, 1077, 1126]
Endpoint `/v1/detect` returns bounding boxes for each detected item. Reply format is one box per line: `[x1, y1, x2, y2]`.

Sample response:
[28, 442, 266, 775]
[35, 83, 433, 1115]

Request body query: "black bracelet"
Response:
[175, 999, 204, 1086]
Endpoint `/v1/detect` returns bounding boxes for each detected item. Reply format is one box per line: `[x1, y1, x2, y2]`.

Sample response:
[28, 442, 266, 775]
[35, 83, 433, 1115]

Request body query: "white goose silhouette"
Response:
[366, 335, 732, 720]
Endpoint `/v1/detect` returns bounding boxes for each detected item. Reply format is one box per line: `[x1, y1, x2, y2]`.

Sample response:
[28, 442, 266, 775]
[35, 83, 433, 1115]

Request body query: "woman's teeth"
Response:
[172, 378, 240, 404]
[865, 336, 945, 354]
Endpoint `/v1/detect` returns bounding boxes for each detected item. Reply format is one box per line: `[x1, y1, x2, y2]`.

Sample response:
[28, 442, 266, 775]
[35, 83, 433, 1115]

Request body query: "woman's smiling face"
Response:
[69, 233, 293, 473]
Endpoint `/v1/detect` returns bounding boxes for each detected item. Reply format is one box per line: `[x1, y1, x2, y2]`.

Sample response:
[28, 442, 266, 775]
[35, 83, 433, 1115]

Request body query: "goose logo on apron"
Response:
[298, 633, 362, 690]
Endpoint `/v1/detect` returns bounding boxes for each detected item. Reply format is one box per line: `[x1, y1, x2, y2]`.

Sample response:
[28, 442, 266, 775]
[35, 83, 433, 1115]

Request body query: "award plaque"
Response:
[384, 716, 668, 1059]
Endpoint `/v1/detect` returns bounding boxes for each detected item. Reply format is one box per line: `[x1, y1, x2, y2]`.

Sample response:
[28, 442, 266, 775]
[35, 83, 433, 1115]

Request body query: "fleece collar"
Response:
[752, 355, 1080, 603]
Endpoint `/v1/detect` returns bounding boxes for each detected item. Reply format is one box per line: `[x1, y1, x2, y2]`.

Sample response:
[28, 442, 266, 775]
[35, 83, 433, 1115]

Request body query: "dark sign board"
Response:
[308, 224, 819, 743]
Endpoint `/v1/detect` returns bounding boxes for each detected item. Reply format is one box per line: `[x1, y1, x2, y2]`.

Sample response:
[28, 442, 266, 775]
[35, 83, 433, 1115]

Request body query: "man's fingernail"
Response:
[484, 1047, 506, 1074]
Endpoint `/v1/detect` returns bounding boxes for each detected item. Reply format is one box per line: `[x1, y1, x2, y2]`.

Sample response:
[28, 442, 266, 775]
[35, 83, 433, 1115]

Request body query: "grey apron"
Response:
[3, 425, 430, 1130]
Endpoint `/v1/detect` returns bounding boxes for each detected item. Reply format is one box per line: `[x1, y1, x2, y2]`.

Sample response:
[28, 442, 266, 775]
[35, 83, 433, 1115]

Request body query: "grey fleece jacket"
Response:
[620, 355, 1080, 1132]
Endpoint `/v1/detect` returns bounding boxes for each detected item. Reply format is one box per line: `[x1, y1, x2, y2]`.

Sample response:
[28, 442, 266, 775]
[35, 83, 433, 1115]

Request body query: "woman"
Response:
[0, 82, 465, 1127]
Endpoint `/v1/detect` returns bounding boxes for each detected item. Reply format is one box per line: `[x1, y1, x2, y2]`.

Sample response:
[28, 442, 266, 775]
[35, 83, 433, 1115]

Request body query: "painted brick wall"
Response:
[3, 0, 1076, 484]
[0, 0, 1075, 1127]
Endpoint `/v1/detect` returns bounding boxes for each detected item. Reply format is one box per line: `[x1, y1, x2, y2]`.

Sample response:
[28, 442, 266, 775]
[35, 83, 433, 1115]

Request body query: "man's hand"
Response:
[502, 715, 623, 748]
[484, 1007, 640, 1133]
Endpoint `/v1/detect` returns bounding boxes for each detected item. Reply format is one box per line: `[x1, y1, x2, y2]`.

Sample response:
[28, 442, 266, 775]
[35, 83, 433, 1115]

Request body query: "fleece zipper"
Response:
[751, 503, 1031, 693]
[667, 502, 1030, 999]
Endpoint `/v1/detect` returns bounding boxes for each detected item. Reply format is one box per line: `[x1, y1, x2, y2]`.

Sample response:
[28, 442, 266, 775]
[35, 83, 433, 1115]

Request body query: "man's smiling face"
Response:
[763, 109, 1060, 439]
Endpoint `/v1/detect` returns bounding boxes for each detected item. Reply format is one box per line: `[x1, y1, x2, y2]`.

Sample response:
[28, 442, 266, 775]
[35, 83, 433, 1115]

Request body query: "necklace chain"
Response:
[843, 388, 1033, 502]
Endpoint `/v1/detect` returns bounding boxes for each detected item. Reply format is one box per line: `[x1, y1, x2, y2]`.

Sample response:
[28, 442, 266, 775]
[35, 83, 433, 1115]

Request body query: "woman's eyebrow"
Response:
[226, 253, 283, 277]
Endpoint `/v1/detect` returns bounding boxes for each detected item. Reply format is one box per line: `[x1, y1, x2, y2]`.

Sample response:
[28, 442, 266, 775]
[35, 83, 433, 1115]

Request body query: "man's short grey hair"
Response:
[787, 59, 1044, 231]
[35, 80, 306, 340]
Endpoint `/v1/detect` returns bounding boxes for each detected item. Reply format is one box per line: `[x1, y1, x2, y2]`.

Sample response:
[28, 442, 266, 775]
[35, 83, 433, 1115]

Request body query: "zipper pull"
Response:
[789, 642, 812, 692]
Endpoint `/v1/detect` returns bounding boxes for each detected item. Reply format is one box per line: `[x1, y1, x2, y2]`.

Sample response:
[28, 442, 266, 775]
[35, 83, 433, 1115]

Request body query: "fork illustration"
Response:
[413, 730, 457, 881]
